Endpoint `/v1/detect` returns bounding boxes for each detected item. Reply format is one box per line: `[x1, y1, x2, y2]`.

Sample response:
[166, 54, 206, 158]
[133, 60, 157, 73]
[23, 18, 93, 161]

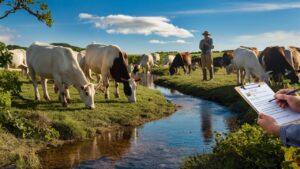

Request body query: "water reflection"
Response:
[38, 129, 134, 169]
[201, 111, 213, 143]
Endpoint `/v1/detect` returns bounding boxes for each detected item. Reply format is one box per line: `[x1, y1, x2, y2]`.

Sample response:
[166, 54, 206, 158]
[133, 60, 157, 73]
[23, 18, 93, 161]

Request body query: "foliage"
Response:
[7, 44, 27, 50]
[0, 70, 22, 95]
[128, 54, 141, 64]
[0, 111, 59, 141]
[181, 124, 284, 169]
[0, 0, 52, 27]
[0, 92, 11, 108]
[51, 43, 85, 52]
[282, 147, 300, 169]
[0, 42, 12, 67]
[52, 120, 86, 140]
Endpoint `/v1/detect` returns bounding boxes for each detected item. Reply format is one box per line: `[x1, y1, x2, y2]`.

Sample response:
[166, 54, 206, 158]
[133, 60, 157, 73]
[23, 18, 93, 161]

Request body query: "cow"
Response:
[163, 55, 175, 66]
[259, 46, 299, 84]
[288, 46, 300, 71]
[191, 57, 201, 70]
[169, 52, 192, 75]
[138, 54, 154, 73]
[229, 47, 269, 85]
[84, 44, 139, 103]
[152, 53, 160, 63]
[26, 42, 95, 109]
[6, 49, 28, 74]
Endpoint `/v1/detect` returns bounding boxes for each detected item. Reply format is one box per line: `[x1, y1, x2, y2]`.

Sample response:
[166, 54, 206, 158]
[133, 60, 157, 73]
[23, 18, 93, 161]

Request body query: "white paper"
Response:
[237, 83, 300, 125]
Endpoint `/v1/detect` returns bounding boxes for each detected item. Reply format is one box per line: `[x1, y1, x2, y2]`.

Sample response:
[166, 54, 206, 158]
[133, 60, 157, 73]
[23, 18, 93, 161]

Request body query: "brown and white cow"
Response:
[169, 52, 192, 75]
[84, 44, 139, 102]
[259, 46, 299, 84]
[27, 42, 95, 109]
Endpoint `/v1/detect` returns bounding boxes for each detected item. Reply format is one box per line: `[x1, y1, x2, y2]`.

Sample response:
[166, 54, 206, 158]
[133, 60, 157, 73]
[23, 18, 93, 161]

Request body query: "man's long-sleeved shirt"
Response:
[199, 38, 213, 55]
[280, 124, 300, 147]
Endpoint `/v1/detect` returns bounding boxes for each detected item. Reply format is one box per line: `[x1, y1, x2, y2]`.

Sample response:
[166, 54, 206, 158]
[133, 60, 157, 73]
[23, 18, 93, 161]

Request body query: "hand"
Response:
[275, 89, 300, 112]
[257, 113, 280, 136]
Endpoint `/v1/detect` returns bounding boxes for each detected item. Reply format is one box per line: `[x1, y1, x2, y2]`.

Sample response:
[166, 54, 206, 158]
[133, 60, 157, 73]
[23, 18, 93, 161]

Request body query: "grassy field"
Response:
[0, 75, 175, 167]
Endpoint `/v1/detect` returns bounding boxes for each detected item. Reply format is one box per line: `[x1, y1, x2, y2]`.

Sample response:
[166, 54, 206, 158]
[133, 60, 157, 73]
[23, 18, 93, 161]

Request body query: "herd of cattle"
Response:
[4, 43, 300, 109]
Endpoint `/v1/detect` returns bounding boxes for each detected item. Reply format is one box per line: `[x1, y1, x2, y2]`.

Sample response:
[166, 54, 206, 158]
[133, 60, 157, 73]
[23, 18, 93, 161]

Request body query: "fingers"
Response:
[275, 93, 288, 101]
[276, 89, 290, 95]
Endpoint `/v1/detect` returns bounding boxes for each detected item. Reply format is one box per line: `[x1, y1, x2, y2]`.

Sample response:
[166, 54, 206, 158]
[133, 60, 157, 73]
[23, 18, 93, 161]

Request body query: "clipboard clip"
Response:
[241, 83, 261, 90]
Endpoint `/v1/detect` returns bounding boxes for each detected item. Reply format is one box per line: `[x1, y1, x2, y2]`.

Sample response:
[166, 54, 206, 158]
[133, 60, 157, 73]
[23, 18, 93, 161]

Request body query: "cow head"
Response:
[260, 72, 271, 85]
[122, 78, 138, 103]
[285, 69, 299, 84]
[225, 64, 235, 75]
[80, 84, 95, 109]
[169, 67, 176, 75]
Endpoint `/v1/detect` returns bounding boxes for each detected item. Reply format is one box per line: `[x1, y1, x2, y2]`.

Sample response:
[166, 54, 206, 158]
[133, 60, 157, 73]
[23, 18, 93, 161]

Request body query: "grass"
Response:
[0, 74, 175, 167]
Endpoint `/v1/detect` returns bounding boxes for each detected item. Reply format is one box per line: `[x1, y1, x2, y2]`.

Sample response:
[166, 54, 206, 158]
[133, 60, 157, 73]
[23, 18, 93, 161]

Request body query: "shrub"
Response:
[181, 124, 284, 169]
[0, 92, 11, 108]
[282, 147, 300, 169]
[0, 111, 59, 141]
[0, 70, 22, 95]
[0, 42, 12, 67]
[52, 120, 86, 140]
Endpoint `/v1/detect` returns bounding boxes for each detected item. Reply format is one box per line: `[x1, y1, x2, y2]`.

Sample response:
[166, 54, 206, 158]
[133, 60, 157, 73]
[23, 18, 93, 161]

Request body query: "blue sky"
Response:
[1, 0, 300, 54]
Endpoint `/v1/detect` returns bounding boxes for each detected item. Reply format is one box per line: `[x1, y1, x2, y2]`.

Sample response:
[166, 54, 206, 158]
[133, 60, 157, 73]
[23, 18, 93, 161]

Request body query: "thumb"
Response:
[275, 94, 288, 101]
[258, 113, 265, 119]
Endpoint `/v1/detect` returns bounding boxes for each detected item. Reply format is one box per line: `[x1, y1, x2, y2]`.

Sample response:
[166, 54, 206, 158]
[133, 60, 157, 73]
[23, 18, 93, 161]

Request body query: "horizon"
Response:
[1, 0, 300, 54]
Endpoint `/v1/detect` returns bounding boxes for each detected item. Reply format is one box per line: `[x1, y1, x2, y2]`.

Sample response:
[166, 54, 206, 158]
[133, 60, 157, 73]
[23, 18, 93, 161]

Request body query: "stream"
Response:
[38, 74, 238, 169]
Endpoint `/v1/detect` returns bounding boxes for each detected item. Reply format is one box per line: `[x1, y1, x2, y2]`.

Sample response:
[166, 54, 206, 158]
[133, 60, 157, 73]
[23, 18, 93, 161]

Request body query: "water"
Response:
[38, 74, 238, 169]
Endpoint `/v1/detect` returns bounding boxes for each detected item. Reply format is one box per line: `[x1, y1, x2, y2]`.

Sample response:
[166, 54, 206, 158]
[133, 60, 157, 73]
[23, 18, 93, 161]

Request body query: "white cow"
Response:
[228, 47, 269, 85]
[163, 55, 175, 66]
[6, 49, 27, 74]
[27, 42, 95, 109]
[138, 54, 154, 73]
[152, 53, 160, 63]
[84, 44, 138, 102]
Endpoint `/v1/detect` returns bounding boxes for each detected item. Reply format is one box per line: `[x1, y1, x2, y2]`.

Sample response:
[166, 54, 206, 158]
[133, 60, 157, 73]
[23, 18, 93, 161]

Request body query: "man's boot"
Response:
[209, 68, 214, 80]
[202, 69, 207, 81]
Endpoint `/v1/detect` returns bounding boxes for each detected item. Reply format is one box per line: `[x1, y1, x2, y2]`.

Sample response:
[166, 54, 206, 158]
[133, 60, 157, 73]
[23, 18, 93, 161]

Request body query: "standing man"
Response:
[199, 31, 214, 81]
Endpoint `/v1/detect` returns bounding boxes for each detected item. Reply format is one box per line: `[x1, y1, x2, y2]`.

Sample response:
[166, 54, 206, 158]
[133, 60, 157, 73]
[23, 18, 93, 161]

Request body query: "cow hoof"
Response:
[115, 94, 120, 98]
[105, 94, 110, 99]
[66, 98, 71, 104]
[44, 96, 51, 101]
[62, 102, 68, 107]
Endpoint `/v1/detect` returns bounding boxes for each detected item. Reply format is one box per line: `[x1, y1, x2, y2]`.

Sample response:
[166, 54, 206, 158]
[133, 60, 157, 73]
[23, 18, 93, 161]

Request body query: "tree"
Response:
[0, 42, 12, 67]
[0, 0, 52, 27]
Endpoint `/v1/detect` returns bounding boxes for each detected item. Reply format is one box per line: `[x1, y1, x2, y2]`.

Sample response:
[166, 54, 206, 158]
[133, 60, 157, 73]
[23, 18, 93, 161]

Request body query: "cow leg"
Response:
[65, 86, 71, 103]
[241, 69, 246, 85]
[41, 77, 50, 101]
[114, 81, 120, 98]
[29, 68, 40, 101]
[54, 79, 68, 107]
[182, 66, 187, 74]
[103, 76, 110, 99]
[245, 70, 251, 84]
[237, 69, 241, 85]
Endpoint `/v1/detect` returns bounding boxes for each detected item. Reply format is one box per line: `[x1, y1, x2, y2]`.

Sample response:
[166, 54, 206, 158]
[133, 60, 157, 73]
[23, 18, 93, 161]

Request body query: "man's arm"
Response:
[199, 40, 204, 50]
[280, 124, 300, 147]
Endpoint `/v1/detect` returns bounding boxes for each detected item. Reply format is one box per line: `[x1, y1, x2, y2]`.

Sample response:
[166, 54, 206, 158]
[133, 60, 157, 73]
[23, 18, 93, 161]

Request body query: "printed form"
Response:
[235, 83, 300, 125]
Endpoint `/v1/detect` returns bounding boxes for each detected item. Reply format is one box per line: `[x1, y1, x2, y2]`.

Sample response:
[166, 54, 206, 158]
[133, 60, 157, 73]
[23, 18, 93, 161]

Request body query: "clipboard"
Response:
[235, 82, 300, 126]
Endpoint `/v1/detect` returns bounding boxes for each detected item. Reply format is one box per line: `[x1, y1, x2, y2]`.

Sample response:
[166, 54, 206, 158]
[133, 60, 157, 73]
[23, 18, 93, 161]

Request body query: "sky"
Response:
[1, 0, 300, 54]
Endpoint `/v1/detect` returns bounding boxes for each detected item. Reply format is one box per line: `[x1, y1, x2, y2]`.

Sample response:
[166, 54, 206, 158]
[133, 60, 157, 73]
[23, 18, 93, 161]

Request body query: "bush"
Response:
[0, 92, 11, 108]
[0, 70, 22, 95]
[0, 42, 12, 67]
[0, 111, 59, 141]
[52, 120, 86, 140]
[181, 124, 284, 169]
[282, 147, 300, 169]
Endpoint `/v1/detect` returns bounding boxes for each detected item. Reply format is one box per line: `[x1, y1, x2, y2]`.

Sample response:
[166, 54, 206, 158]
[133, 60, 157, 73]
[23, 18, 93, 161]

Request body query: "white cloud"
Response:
[218, 31, 300, 50]
[0, 26, 15, 44]
[174, 2, 300, 15]
[79, 13, 193, 38]
[149, 39, 188, 44]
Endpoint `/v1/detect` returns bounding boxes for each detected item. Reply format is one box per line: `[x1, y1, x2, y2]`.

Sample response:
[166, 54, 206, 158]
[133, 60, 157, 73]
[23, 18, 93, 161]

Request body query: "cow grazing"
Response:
[6, 49, 28, 74]
[27, 42, 95, 109]
[259, 46, 299, 84]
[152, 53, 160, 63]
[169, 52, 192, 75]
[163, 55, 175, 66]
[138, 54, 154, 73]
[231, 47, 269, 85]
[84, 44, 139, 102]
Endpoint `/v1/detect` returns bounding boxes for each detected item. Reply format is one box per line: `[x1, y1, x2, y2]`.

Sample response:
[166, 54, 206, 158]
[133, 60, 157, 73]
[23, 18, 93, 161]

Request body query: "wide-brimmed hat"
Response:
[202, 31, 211, 36]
